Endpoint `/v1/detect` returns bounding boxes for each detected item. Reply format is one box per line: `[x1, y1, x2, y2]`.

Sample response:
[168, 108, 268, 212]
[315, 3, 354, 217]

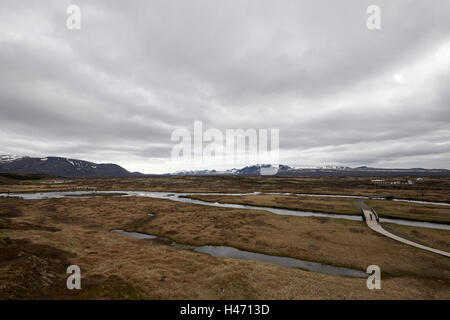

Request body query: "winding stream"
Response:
[1, 190, 449, 230]
[2, 190, 447, 277]
[111, 229, 368, 278]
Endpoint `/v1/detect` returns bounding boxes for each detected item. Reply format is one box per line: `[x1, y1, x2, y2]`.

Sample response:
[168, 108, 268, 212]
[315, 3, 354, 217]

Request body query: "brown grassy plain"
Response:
[1, 191, 449, 299]
[183, 194, 450, 224]
[1, 176, 450, 202]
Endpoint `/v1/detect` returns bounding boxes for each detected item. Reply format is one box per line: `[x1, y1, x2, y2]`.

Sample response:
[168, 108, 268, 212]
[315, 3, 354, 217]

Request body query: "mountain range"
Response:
[0, 155, 141, 178]
[168, 164, 450, 177]
[1, 155, 449, 178]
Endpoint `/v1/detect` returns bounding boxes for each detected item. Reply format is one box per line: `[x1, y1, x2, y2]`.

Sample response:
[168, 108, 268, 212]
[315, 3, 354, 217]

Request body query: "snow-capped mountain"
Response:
[168, 164, 292, 176]
[167, 164, 450, 177]
[0, 155, 24, 163]
[0, 155, 140, 178]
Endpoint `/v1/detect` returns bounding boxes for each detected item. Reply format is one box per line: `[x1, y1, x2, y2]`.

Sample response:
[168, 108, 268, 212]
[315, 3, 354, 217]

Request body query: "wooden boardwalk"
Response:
[361, 209, 450, 258]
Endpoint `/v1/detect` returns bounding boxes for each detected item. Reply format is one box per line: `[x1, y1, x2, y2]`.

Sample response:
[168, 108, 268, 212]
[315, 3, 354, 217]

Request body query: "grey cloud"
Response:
[0, 0, 449, 172]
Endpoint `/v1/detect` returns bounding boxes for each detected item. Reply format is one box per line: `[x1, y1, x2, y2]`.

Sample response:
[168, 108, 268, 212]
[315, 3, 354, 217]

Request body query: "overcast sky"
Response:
[0, 0, 449, 173]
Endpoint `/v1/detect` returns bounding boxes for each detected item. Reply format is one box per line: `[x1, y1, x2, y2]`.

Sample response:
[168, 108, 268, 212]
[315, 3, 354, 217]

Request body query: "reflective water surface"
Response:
[112, 230, 368, 278]
[1, 190, 449, 230]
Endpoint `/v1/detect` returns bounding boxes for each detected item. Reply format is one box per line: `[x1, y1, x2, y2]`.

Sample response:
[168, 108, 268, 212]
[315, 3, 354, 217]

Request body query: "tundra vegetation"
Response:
[0, 176, 449, 299]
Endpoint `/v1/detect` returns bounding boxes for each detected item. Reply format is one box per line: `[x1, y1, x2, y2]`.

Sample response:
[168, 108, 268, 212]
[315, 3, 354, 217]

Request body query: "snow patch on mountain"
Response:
[0, 155, 24, 163]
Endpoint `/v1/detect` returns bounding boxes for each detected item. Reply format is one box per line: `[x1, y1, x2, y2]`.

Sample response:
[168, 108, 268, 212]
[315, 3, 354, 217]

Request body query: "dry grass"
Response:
[183, 194, 450, 224]
[368, 199, 450, 223]
[1, 176, 450, 203]
[184, 194, 362, 215]
[1, 195, 449, 299]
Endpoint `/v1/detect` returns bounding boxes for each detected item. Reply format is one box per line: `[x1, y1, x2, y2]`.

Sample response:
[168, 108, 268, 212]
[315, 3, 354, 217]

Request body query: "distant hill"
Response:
[0, 155, 141, 178]
[167, 164, 450, 177]
[170, 165, 290, 176]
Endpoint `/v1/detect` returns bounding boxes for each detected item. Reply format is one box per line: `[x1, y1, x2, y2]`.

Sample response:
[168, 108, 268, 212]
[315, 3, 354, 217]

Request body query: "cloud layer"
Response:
[1, 0, 449, 173]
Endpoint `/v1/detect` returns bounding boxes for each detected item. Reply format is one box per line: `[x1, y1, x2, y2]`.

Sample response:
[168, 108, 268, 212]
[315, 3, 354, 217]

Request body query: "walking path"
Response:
[361, 208, 450, 258]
